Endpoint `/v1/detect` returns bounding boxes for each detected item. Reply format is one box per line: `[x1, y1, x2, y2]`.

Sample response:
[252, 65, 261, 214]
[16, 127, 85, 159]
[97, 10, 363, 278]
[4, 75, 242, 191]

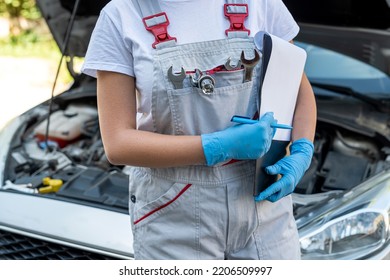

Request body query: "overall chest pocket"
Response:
[167, 78, 257, 135]
[152, 39, 260, 135]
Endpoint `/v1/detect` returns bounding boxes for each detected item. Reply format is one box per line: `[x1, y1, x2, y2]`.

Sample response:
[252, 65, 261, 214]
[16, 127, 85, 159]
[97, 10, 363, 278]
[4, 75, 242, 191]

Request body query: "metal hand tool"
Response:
[198, 75, 215, 95]
[190, 68, 215, 95]
[167, 66, 186, 89]
[224, 57, 242, 71]
[1, 180, 37, 194]
[190, 68, 202, 87]
[241, 49, 261, 82]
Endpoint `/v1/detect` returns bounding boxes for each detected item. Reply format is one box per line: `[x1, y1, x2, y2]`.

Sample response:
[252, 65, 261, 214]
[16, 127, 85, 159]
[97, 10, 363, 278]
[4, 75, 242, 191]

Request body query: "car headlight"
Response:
[300, 210, 387, 259]
[299, 171, 390, 260]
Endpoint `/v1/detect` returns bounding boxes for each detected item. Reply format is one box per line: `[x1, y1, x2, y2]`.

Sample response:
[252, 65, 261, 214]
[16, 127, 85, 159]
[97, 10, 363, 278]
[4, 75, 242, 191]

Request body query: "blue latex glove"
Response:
[255, 138, 314, 202]
[201, 112, 276, 166]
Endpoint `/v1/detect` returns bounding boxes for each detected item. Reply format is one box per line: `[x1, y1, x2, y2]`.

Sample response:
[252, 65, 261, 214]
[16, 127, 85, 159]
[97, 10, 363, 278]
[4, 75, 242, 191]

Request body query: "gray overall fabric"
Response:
[127, 0, 301, 260]
[128, 162, 300, 260]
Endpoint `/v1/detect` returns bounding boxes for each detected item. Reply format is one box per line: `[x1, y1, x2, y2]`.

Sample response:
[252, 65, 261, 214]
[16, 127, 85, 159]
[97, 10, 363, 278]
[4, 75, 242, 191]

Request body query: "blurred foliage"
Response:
[0, 0, 50, 53]
[0, 0, 41, 37]
[0, 0, 74, 85]
[0, 14, 56, 56]
[0, 0, 40, 19]
[0, 30, 59, 58]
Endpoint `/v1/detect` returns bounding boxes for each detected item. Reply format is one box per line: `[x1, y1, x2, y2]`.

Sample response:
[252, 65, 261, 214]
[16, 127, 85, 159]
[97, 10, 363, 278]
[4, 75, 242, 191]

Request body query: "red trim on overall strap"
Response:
[142, 12, 177, 49]
[222, 159, 240, 166]
[224, 4, 250, 36]
[133, 183, 193, 225]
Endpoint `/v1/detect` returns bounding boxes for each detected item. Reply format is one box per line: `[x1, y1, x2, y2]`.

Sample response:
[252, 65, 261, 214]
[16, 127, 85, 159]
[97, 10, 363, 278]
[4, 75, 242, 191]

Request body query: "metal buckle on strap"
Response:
[142, 12, 177, 49]
[224, 4, 250, 36]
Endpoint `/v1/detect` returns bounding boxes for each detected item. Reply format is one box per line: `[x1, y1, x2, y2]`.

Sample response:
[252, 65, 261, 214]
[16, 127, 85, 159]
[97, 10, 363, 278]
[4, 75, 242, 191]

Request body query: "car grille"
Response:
[0, 229, 118, 260]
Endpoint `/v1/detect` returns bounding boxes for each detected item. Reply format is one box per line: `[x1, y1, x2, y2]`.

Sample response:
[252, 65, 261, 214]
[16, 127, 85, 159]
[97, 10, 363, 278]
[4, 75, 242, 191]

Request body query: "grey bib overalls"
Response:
[127, 0, 300, 260]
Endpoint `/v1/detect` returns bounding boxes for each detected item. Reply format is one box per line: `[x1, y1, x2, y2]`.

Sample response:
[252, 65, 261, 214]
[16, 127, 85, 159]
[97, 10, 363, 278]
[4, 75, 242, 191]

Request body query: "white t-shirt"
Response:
[82, 0, 299, 131]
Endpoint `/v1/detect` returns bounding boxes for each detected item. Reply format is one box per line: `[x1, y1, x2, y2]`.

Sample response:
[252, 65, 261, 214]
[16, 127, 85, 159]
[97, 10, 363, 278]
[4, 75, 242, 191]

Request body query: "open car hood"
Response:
[35, 0, 110, 58]
[283, 0, 390, 30]
[283, 0, 390, 75]
[36, 0, 390, 74]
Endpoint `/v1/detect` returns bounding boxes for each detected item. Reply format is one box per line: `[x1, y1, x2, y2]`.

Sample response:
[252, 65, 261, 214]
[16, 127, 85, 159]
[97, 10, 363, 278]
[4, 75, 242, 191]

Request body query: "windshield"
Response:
[296, 41, 390, 96]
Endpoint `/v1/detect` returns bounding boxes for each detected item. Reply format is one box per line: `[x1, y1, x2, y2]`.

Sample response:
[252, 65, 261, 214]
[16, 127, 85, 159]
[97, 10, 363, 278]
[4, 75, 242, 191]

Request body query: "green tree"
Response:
[0, 0, 41, 35]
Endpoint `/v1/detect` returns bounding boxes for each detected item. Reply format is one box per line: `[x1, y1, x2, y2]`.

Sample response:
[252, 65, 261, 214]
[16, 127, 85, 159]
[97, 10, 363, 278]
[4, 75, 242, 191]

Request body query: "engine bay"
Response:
[297, 123, 390, 195]
[2, 93, 390, 211]
[2, 94, 129, 211]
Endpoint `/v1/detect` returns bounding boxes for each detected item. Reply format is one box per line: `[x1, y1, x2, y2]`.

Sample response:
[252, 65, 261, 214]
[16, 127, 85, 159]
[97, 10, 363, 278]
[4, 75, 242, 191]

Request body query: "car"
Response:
[0, 0, 389, 260]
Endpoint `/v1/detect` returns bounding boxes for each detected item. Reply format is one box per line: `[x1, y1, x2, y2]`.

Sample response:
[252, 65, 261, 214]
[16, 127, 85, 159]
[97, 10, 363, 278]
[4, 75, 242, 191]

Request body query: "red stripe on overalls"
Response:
[133, 183, 193, 225]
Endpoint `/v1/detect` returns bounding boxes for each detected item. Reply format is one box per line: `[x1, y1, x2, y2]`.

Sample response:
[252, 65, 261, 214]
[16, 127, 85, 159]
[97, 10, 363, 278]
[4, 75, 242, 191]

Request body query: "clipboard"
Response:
[253, 31, 307, 197]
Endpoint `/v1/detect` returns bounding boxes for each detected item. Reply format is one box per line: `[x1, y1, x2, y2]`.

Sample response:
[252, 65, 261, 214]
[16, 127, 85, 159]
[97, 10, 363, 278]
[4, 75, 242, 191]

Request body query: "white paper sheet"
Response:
[257, 32, 307, 141]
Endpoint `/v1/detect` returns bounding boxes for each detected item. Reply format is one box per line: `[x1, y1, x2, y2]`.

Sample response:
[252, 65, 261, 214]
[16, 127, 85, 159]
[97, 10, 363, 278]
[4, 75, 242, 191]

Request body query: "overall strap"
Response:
[133, 0, 162, 17]
[134, 0, 176, 49]
[133, 0, 248, 19]
[226, 0, 246, 4]
[225, 0, 250, 38]
[134, 0, 250, 48]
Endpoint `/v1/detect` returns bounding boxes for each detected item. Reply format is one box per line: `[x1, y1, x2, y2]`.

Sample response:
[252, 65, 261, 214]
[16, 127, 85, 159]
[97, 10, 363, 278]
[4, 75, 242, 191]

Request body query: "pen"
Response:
[231, 116, 293, 130]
